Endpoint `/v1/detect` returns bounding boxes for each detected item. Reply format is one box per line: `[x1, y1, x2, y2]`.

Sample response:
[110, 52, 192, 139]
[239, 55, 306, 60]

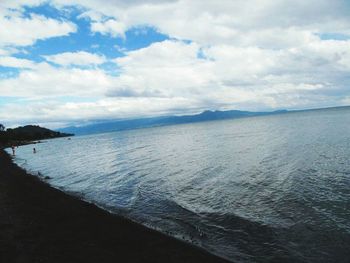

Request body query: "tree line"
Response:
[0, 123, 73, 146]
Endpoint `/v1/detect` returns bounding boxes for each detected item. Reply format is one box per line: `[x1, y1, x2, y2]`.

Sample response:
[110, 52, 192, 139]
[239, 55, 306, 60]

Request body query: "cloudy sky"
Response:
[1, 0, 350, 128]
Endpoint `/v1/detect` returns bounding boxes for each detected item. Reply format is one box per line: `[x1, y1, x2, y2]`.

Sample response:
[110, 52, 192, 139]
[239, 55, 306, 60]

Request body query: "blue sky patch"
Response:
[11, 3, 169, 63]
[318, 33, 350, 41]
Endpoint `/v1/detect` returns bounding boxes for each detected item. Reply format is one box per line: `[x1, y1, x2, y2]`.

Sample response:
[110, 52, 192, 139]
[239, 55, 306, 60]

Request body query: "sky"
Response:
[0, 0, 350, 128]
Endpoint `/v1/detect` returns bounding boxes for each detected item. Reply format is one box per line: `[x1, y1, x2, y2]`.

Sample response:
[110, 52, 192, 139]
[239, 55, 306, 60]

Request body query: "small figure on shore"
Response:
[33, 148, 36, 154]
[11, 145, 16, 156]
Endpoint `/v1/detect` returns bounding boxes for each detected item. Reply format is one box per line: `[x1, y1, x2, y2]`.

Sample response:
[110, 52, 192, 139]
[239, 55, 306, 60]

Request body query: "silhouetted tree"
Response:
[0, 124, 5, 132]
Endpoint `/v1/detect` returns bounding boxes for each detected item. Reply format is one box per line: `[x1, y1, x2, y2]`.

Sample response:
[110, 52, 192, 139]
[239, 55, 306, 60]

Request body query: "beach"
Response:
[0, 149, 228, 263]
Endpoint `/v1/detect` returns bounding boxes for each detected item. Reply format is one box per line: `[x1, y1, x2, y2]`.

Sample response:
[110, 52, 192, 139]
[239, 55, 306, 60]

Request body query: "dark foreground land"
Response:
[0, 149, 228, 263]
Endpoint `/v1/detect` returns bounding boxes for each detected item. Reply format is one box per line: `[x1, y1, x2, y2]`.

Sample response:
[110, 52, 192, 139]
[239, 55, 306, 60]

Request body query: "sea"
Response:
[9, 107, 350, 262]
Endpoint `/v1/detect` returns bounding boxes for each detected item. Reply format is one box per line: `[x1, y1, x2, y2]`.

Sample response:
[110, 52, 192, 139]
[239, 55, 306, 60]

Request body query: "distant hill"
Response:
[0, 125, 73, 146]
[59, 109, 289, 136]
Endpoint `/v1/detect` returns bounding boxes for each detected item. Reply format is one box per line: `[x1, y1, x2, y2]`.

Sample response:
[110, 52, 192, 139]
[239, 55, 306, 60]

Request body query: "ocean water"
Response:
[10, 107, 350, 262]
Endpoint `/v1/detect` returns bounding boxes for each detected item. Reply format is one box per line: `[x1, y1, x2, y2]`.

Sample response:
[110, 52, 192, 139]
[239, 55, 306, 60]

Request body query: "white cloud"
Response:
[0, 56, 36, 69]
[45, 51, 106, 66]
[110, 40, 210, 98]
[51, 0, 350, 46]
[0, 0, 45, 9]
[0, 13, 76, 48]
[110, 38, 350, 109]
[0, 62, 112, 97]
[91, 19, 127, 38]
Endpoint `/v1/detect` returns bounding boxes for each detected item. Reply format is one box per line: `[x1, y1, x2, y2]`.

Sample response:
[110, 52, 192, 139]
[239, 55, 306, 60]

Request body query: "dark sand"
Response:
[0, 149, 229, 263]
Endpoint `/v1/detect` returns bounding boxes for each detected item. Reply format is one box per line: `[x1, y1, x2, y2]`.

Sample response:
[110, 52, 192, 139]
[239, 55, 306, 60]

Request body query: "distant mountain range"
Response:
[58, 109, 289, 136]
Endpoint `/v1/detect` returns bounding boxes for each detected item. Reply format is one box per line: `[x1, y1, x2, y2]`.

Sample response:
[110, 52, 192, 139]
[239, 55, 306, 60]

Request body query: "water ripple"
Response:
[11, 107, 350, 262]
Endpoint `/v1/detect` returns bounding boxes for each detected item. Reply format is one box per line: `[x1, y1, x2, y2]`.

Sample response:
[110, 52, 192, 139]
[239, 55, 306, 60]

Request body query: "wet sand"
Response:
[0, 149, 229, 263]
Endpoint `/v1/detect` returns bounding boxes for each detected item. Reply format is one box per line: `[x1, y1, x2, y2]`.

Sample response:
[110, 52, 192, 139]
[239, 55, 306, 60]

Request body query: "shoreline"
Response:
[0, 149, 229, 263]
